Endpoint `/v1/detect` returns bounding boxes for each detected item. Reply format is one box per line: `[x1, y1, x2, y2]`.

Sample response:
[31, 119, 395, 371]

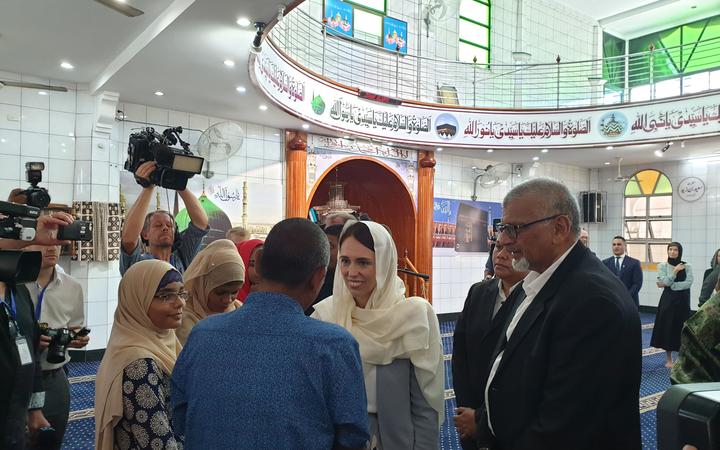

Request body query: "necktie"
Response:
[615, 256, 621, 274]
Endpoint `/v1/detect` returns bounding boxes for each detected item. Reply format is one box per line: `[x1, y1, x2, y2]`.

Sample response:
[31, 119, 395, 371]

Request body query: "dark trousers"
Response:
[29, 367, 70, 450]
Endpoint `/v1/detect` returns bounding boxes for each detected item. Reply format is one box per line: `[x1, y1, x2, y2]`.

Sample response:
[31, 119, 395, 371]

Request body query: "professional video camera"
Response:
[22, 162, 51, 208]
[124, 126, 204, 191]
[38, 323, 90, 363]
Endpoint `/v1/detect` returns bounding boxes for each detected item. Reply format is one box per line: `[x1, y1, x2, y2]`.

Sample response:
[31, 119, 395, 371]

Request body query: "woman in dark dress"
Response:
[651, 242, 693, 368]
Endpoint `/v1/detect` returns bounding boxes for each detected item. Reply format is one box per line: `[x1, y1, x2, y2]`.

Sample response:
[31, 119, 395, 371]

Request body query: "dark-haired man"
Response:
[603, 236, 643, 309]
[307, 224, 343, 315]
[120, 161, 209, 275]
[172, 218, 369, 450]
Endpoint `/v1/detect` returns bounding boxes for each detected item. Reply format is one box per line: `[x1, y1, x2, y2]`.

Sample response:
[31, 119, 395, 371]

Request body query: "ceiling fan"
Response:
[0, 80, 68, 92]
[94, 0, 144, 17]
[611, 157, 631, 182]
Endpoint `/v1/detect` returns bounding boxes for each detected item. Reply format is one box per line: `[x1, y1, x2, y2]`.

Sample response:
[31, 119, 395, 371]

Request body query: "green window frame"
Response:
[458, 0, 490, 64]
[344, 0, 386, 15]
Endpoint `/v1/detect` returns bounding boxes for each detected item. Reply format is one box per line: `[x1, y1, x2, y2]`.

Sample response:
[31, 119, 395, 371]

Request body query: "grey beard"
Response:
[512, 257, 530, 272]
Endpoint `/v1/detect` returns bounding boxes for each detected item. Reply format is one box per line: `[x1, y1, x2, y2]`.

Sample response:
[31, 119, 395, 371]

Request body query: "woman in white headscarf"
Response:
[313, 221, 444, 450]
[175, 239, 245, 345]
[94, 260, 185, 450]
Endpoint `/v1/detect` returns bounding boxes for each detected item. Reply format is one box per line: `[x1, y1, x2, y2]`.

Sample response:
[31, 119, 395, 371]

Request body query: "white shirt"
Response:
[493, 279, 521, 318]
[25, 265, 85, 371]
[484, 244, 575, 434]
[613, 254, 625, 272]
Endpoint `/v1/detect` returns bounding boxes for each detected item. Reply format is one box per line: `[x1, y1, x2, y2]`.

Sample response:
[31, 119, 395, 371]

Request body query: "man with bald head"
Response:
[476, 178, 641, 450]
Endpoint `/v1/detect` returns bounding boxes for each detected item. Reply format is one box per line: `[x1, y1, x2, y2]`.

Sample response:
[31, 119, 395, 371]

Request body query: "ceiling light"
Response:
[606, 145, 614, 150]
[223, 59, 235, 67]
[541, 148, 549, 153]
[654, 150, 664, 157]
[154, 91, 164, 96]
[604, 162, 611, 165]
[236, 17, 251, 27]
[436, 147, 443, 152]
[273, 133, 280, 137]
[236, 86, 246, 93]
[532, 156, 540, 161]
[302, 124, 310, 130]
[343, 135, 350, 139]
[258, 104, 268, 111]
[386, 142, 393, 146]
[681, 141, 685, 148]
[38, 91, 47, 96]
[0, 139, 6, 143]
[60, 61, 74, 70]
[486, 149, 494, 153]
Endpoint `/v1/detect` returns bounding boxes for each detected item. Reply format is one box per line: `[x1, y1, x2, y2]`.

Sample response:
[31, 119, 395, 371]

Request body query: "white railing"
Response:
[268, 7, 720, 109]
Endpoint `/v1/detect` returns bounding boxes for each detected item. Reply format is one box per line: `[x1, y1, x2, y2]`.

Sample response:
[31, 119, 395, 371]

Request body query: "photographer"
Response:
[24, 242, 87, 449]
[0, 212, 73, 450]
[120, 161, 209, 276]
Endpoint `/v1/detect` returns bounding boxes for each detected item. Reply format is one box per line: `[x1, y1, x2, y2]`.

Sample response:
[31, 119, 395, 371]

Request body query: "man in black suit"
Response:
[476, 178, 641, 450]
[603, 236, 643, 308]
[452, 243, 527, 449]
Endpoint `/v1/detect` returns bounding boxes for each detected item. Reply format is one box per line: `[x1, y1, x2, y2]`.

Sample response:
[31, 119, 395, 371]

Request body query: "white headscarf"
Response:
[313, 221, 445, 424]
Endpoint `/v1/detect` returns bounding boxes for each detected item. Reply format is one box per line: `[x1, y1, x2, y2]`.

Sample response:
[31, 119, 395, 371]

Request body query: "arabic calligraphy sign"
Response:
[254, 41, 720, 148]
[678, 177, 705, 202]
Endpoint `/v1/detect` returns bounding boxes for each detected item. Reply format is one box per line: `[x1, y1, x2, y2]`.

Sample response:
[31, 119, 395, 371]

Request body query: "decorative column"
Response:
[417, 151, 436, 302]
[285, 130, 308, 218]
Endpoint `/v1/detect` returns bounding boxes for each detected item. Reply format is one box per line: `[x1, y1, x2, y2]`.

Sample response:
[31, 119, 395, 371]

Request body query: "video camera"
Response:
[124, 126, 204, 191]
[38, 323, 90, 363]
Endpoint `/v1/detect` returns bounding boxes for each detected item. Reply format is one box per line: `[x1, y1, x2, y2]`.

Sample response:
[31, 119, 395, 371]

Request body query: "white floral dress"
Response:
[114, 358, 184, 450]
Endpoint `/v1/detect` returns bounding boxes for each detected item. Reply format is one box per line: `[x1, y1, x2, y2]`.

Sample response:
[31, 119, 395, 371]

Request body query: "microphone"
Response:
[397, 267, 430, 280]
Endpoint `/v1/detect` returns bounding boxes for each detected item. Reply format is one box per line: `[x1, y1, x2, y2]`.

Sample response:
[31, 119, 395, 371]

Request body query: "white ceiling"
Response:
[0, 0, 718, 169]
[552, 0, 719, 39]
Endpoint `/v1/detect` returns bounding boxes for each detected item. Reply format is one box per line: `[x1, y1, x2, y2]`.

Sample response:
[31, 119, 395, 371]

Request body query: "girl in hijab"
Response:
[95, 260, 185, 450]
[176, 239, 245, 345]
[236, 239, 263, 302]
[652, 242, 694, 368]
[313, 221, 444, 450]
[699, 249, 720, 308]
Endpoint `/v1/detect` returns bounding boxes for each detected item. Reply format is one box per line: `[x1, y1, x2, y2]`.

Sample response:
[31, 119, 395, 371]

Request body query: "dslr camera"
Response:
[38, 323, 90, 364]
[22, 162, 51, 209]
[124, 126, 204, 191]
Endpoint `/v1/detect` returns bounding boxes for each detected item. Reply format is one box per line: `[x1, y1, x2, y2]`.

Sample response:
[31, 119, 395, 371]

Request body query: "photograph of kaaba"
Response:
[454, 203, 489, 252]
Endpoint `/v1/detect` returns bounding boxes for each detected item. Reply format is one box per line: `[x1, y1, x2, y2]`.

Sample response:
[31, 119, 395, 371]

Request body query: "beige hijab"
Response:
[313, 221, 445, 424]
[94, 260, 183, 450]
[176, 239, 245, 345]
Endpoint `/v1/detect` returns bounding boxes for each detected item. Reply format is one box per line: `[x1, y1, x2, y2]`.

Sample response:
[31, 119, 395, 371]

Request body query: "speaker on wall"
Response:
[579, 191, 606, 223]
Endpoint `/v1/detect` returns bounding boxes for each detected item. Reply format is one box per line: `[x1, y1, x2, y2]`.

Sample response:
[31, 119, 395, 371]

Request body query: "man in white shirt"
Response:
[475, 178, 641, 450]
[24, 244, 88, 449]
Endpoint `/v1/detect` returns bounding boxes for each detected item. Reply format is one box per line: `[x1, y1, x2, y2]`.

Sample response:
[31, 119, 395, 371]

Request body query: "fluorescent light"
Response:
[606, 146, 614, 150]
[236, 86, 246, 93]
[541, 148, 549, 153]
[60, 61, 74, 70]
[38, 91, 48, 96]
[224, 59, 235, 67]
[343, 135, 350, 139]
[386, 142, 393, 146]
[236, 17, 251, 27]
[604, 162, 611, 165]
[532, 156, 540, 161]
[486, 149, 494, 153]
[154, 91, 164, 96]
[259, 104, 268, 111]
[654, 150, 664, 157]
[301, 124, 310, 130]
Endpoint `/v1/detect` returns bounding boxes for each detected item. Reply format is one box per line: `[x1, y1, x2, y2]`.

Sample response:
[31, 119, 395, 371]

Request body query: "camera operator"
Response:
[120, 161, 209, 276]
[0, 212, 73, 450]
[24, 242, 87, 450]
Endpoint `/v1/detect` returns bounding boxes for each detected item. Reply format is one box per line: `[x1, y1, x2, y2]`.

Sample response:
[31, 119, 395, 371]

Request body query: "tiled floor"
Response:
[62, 312, 667, 450]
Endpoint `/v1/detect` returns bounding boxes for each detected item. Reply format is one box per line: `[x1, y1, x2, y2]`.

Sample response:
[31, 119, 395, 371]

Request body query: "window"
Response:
[624, 169, 672, 263]
[458, 0, 490, 64]
[354, 8, 383, 45]
[346, 0, 385, 14]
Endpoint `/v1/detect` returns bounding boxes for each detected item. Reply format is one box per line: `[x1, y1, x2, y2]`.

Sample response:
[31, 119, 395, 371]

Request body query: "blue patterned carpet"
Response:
[62, 312, 666, 449]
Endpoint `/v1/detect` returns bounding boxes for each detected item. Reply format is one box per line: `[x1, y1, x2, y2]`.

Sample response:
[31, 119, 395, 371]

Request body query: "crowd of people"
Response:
[3, 174, 720, 449]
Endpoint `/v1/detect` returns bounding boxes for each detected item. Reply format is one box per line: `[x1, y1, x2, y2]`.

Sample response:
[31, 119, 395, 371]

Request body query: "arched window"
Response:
[624, 169, 672, 263]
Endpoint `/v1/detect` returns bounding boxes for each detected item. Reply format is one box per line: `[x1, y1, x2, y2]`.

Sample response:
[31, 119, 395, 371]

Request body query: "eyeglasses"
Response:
[496, 214, 565, 240]
[153, 290, 188, 304]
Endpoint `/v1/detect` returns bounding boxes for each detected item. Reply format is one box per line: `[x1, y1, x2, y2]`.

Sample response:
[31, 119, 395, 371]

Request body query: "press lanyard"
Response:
[2, 290, 21, 337]
[4, 290, 17, 321]
[34, 283, 49, 321]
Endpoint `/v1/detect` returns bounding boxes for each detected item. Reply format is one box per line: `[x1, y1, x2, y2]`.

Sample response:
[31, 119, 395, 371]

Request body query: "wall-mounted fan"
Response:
[94, 0, 144, 17]
[423, 0, 460, 37]
[471, 164, 511, 200]
[195, 121, 244, 178]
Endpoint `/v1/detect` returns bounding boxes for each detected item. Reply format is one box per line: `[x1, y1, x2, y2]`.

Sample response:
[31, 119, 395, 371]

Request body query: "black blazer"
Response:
[452, 278, 521, 409]
[480, 243, 641, 450]
[602, 255, 643, 307]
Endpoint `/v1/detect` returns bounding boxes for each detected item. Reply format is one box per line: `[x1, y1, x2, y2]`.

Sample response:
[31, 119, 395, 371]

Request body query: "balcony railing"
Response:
[268, 7, 720, 109]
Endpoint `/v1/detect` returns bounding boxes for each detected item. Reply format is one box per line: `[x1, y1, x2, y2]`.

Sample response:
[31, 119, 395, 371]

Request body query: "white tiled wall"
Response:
[0, 69, 285, 350]
[432, 152, 591, 314]
[591, 154, 720, 310]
